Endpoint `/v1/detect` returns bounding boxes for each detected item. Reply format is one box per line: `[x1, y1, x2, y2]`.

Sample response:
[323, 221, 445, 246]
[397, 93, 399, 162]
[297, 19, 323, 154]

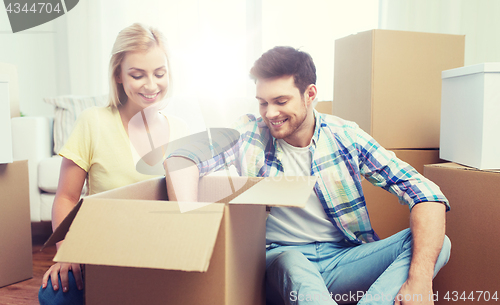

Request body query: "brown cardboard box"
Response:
[424, 163, 500, 304]
[333, 29, 465, 149]
[0, 160, 32, 287]
[45, 175, 316, 304]
[314, 101, 333, 115]
[364, 149, 444, 239]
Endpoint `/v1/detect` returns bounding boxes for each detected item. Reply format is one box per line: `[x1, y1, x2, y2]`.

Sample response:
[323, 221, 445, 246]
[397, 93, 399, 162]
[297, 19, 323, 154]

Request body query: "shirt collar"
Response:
[311, 109, 322, 147]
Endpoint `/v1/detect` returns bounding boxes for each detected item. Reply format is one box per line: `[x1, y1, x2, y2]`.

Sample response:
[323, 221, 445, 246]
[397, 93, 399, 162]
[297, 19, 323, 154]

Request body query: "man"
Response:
[165, 46, 450, 305]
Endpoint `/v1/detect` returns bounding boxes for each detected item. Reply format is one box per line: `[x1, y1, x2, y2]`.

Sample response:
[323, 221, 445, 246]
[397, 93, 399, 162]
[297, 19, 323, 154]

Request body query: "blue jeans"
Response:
[265, 229, 451, 305]
[38, 270, 84, 305]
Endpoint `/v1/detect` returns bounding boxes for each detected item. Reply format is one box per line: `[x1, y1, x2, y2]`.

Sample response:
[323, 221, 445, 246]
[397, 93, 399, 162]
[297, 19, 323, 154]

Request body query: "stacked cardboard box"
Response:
[333, 29, 464, 238]
[425, 163, 500, 304]
[429, 63, 500, 303]
[44, 175, 316, 304]
[333, 29, 465, 149]
[0, 160, 32, 287]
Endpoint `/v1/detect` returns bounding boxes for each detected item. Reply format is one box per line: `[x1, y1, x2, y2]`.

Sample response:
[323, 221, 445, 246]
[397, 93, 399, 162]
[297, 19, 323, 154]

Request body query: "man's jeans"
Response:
[265, 229, 451, 305]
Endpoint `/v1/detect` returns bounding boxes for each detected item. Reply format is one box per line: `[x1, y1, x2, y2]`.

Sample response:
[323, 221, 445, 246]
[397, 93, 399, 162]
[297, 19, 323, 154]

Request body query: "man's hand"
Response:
[41, 262, 83, 292]
[395, 201, 446, 304]
[395, 278, 433, 304]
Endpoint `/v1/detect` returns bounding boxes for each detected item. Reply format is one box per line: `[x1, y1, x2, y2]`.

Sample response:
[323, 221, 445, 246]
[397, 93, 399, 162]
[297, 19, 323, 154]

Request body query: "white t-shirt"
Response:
[266, 138, 344, 245]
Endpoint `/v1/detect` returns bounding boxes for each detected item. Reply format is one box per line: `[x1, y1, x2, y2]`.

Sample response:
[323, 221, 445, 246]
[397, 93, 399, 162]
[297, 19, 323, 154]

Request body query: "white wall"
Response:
[1, 0, 381, 118]
[261, 0, 380, 102]
[379, 0, 500, 66]
[3, 0, 499, 118]
[0, 9, 62, 117]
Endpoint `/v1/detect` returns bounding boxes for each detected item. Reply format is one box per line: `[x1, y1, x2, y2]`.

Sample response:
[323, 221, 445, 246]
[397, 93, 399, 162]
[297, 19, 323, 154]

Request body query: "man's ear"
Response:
[304, 84, 317, 107]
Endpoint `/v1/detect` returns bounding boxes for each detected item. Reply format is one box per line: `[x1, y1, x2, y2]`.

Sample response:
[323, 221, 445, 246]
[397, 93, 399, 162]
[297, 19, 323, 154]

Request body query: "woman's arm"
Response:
[52, 157, 87, 235]
[42, 157, 87, 292]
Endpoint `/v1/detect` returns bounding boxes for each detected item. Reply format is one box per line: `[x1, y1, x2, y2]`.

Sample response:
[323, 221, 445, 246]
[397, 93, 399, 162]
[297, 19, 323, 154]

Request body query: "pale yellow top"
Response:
[59, 106, 189, 195]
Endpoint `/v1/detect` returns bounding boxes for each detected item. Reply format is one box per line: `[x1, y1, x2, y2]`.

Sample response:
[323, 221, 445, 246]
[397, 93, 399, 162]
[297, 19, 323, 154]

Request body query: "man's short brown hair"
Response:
[250, 46, 316, 95]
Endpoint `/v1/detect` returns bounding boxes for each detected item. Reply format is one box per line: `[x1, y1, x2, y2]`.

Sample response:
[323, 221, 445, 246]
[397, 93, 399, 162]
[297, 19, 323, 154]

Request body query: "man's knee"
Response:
[432, 235, 451, 279]
[439, 235, 451, 265]
[269, 250, 309, 272]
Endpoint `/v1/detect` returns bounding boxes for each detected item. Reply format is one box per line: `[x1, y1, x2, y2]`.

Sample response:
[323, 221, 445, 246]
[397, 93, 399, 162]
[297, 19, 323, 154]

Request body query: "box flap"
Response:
[425, 162, 500, 174]
[197, 175, 261, 204]
[54, 198, 225, 272]
[90, 176, 167, 201]
[230, 176, 317, 207]
[197, 175, 317, 207]
[42, 199, 83, 250]
[442, 62, 500, 79]
[42, 175, 162, 250]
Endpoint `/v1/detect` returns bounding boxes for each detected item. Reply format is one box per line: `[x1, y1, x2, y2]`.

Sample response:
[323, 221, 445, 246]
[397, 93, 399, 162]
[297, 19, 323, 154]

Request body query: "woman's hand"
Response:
[42, 262, 83, 292]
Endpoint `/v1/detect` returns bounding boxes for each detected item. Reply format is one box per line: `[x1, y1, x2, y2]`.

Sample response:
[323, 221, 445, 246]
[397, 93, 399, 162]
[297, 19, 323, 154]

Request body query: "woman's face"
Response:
[117, 46, 169, 111]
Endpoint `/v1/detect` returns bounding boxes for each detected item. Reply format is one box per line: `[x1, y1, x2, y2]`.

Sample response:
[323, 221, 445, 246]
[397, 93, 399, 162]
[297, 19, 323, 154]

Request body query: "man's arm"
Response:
[164, 156, 200, 202]
[395, 201, 446, 305]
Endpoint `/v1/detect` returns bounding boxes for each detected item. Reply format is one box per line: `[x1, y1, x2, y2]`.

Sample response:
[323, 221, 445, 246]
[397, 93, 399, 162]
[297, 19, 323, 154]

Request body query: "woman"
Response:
[38, 23, 188, 305]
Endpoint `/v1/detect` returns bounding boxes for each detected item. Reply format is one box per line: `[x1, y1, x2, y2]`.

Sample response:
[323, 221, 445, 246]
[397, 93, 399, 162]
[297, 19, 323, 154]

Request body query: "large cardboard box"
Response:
[0, 160, 33, 287]
[424, 163, 500, 304]
[364, 149, 444, 239]
[45, 175, 316, 304]
[440, 63, 500, 170]
[334, 29, 465, 149]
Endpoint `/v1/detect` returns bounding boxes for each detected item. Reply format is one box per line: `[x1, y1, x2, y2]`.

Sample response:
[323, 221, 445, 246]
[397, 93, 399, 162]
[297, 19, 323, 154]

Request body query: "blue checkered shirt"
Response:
[172, 110, 449, 244]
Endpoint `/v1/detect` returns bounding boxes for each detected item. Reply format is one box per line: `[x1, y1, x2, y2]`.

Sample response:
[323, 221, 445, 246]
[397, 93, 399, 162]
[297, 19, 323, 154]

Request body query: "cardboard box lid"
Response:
[50, 175, 317, 272]
[229, 176, 317, 206]
[442, 62, 500, 79]
[424, 162, 500, 174]
[54, 198, 225, 272]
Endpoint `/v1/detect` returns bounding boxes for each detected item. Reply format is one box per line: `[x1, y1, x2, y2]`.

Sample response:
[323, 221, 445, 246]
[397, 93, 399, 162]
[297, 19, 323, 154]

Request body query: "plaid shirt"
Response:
[173, 110, 449, 245]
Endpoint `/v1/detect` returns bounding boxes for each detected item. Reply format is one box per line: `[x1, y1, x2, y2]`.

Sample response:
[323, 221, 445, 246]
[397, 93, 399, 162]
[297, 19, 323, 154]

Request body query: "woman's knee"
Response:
[38, 271, 84, 305]
[38, 277, 53, 305]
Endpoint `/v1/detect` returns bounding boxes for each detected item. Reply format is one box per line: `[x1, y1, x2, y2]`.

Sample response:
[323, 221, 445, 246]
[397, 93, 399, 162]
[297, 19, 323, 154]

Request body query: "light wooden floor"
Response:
[0, 223, 55, 305]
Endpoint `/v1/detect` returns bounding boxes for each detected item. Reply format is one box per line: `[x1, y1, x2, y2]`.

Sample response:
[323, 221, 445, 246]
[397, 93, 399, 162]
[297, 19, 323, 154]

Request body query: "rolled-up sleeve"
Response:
[355, 126, 450, 211]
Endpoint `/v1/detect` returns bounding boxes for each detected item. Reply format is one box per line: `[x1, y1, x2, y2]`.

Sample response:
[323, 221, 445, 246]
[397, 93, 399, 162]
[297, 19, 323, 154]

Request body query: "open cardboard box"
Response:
[44, 174, 316, 304]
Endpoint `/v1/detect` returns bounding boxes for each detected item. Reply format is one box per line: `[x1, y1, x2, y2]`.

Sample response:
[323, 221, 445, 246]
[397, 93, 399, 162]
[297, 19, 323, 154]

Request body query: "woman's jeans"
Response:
[38, 270, 84, 305]
[265, 229, 451, 305]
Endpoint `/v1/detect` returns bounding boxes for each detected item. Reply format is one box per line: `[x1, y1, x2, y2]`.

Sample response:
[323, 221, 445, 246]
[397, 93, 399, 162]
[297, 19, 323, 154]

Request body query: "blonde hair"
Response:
[108, 23, 171, 108]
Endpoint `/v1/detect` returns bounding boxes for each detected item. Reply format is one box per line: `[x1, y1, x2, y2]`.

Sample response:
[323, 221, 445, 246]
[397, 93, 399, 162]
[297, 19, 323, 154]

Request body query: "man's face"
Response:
[256, 75, 313, 147]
